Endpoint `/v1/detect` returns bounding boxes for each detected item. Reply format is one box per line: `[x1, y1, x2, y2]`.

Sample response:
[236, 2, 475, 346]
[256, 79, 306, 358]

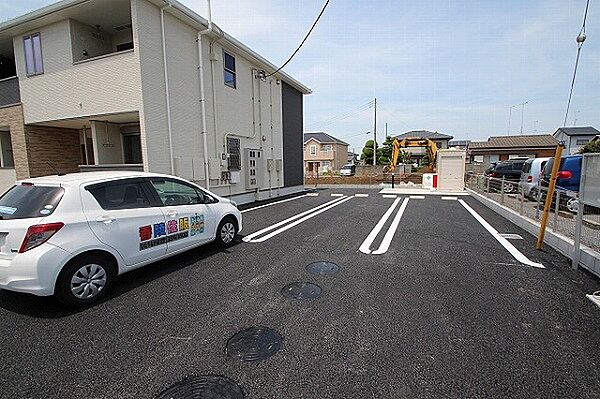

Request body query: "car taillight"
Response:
[556, 170, 572, 179]
[527, 176, 533, 183]
[490, 172, 497, 177]
[18, 222, 64, 253]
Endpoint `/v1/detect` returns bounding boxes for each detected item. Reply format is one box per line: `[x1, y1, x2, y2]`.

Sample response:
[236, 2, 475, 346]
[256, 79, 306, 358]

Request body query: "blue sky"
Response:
[2, 0, 599, 151]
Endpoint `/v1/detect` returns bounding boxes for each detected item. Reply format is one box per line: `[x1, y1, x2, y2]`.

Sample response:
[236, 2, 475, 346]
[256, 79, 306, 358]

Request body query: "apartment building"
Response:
[303, 132, 349, 174]
[0, 0, 310, 202]
[553, 126, 600, 155]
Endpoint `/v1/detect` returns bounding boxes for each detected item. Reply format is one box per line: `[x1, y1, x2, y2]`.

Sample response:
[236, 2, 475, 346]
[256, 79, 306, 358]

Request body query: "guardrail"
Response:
[465, 172, 600, 254]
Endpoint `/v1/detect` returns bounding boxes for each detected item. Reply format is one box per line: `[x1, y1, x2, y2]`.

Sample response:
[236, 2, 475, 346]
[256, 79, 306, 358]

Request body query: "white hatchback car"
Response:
[0, 172, 241, 306]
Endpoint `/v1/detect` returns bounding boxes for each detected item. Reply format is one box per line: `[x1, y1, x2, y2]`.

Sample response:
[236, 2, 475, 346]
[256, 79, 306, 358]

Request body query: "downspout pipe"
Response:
[197, 0, 215, 189]
[160, 2, 175, 175]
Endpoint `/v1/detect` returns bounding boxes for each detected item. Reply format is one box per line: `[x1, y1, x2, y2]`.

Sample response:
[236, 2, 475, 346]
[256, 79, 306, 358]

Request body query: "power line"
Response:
[563, 0, 590, 127]
[305, 100, 374, 128]
[264, 0, 330, 78]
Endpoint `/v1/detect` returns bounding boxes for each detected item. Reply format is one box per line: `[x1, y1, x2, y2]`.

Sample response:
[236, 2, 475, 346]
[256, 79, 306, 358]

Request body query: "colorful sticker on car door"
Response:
[190, 214, 204, 236]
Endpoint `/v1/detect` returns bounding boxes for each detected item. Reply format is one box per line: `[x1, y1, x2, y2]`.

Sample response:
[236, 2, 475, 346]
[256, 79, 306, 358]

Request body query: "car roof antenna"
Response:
[46, 162, 66, 176]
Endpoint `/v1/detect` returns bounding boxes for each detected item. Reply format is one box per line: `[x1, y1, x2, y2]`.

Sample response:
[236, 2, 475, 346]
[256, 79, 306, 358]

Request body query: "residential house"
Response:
[395, 130, 454, 163]
[553, 127, 600, 155]
[448, 139, 470, 149]
[0, 0, 311, 203]
[303, 132, 348, 174]
[467, 134, 558, 167]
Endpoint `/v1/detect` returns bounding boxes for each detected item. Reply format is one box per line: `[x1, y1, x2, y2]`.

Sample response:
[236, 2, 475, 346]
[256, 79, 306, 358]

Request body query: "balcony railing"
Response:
[0, 77, 20, 107]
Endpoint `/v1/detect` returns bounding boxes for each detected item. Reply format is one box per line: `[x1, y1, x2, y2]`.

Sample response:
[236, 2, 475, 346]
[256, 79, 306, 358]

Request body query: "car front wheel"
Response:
[215, 217, 238, 247]
[55, 254, 115, 307]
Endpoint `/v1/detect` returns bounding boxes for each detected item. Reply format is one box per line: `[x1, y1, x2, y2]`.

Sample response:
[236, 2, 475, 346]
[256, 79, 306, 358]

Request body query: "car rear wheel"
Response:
[215, 217, 238, 247]
[55, 254, 115, 307]
[503, 182, 516, 193]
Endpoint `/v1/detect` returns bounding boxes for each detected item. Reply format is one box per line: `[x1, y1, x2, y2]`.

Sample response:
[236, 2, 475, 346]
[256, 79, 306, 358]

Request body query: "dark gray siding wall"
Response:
[0, 77, 20, 107]
[281, 81, 304, 187]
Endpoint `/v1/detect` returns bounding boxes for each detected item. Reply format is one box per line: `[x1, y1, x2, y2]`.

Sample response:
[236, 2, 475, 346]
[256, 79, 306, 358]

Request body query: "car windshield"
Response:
[0, 184, 64, 220]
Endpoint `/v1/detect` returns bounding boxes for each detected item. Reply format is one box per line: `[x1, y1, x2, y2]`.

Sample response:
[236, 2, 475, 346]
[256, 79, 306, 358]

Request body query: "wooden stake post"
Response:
[536, 144, 564, 250]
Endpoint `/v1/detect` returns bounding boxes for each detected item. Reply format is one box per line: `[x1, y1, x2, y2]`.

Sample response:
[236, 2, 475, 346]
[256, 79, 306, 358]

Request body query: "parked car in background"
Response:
[483, 162, 498, 176]
[340, 164, 356, 176]
[486, 159, 528, 193]
[540, 155, 582, 213]
[0, 172, 242, 306]
[519, 157, 550, 200]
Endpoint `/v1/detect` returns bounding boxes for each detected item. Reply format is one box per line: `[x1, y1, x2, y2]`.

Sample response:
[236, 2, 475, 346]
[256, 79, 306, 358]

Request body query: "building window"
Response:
[473, 155, 484, 163]
[310, 145, 317, 155]
[227, 137, 241, 170]
[23, 33, 43, 76]
[576, 138, 589, 146]
[322, 144, 332, 152]
[223, 51, 236, 88]
[0, 131, 14, 168]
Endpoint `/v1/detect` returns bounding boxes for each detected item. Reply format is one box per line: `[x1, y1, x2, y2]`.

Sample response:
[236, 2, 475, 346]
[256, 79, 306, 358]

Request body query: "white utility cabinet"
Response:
[436, 149, 466, 191]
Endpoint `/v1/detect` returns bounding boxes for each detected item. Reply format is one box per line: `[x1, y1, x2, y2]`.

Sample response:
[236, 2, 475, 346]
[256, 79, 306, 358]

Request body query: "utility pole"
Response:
[385, 122, 388, 139]
[373, 98, 377, 166]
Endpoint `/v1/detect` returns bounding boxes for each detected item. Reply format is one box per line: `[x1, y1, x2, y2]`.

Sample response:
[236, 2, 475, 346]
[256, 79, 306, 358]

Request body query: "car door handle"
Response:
[165, 211, 178, 218]
[96, 215, 116, 224]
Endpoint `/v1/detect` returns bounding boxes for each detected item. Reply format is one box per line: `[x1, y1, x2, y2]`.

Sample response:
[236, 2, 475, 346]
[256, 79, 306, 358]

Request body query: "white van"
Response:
[519, 157, 550, 199]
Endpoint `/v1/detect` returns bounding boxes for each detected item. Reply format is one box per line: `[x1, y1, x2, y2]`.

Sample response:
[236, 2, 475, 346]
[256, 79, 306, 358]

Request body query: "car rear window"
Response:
[522, 160, 532, 173]
[0, 184, 64, 220]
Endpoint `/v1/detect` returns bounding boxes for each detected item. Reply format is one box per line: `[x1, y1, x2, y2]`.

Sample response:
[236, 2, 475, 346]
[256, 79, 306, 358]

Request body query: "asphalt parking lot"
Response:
[1, 187, 599, 399]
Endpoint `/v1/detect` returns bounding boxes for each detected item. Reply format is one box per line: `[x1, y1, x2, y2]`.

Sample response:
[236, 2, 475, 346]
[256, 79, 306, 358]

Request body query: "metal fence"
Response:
[465, 171, 600, 254]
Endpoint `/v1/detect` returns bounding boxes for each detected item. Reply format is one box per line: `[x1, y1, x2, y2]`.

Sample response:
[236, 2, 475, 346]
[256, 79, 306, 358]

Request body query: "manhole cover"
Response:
[226, 326, 283, 362]
[306, 261, 339, 275]
[155, 375, 244, 399]
[281, 282, 322, 300]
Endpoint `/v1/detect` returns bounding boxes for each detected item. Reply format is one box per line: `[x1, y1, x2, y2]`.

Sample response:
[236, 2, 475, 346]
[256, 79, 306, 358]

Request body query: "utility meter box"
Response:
[436, 149, 466, 191]
[244, 149, 264, 190]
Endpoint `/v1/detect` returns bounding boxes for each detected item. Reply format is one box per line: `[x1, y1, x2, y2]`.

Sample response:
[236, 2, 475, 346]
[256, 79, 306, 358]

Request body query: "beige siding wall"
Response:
[133, 0, 285, 196]
[13, 19, 142, 124]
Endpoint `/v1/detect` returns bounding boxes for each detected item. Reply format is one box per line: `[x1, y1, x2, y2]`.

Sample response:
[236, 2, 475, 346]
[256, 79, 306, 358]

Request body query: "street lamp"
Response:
[507, 101, 528, 135]
[519, 100, 528, 135]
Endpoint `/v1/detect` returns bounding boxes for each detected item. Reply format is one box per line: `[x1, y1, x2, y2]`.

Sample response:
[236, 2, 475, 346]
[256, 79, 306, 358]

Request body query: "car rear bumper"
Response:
[0, 244, 72, 296]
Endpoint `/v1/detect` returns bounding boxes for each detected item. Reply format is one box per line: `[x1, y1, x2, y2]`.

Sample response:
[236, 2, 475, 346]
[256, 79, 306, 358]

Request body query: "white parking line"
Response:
[499, 233, 524, 240]
[372, 198, 410, 255]
[382, 194, 397, 199]
[306, 193, 319, 197]
[409, 195, 425, 199]
[586, 292, 600, 309]
[458, 199, 544, 268]
[359, 198, 402, 254]
[242, 197, 345, 242]
[247, 196, 354, 243]
[441, 196, 458, 200]
[355, 193, 369, 198]
[331, 193, 344, 197]
[241, 194, 308, 213]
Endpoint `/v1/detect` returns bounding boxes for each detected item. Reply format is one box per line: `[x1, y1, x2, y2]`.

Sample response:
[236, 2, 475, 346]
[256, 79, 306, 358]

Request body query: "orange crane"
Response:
[384, 137, 439, 173]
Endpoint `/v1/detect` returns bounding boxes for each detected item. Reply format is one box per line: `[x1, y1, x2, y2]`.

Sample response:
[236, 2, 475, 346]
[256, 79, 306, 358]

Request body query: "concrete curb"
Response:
[466, 188, 600, 278]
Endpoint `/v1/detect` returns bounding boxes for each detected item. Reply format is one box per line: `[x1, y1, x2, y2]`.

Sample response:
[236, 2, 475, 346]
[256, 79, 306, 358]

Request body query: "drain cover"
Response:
[281, 282, 322, 300]
[155, 375, 243, 399]
[226, 326, 283, 362]
[306, 261, 339, 275]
